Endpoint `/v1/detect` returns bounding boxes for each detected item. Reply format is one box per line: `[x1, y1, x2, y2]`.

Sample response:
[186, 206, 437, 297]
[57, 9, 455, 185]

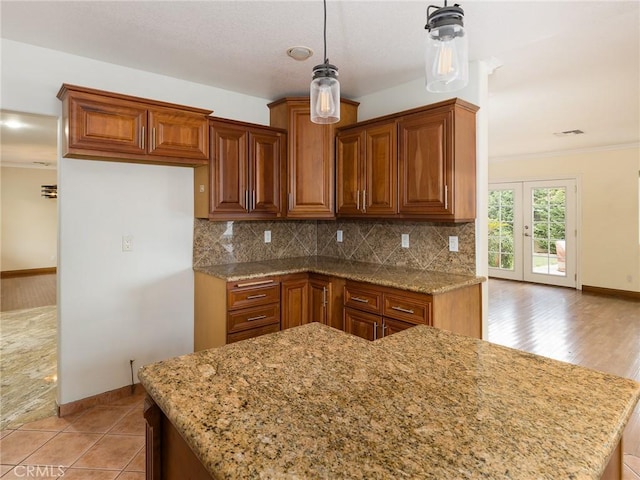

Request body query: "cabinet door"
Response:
[287, 105, 334, 218]
[398, 110, 452, 215]
[67, 94, 147, 155]
[363, 122, 397, 215]
[148, 108, 209, 160]
[344, 308, 381, 341]
[382, 317, 415, 337]
[249, 131, 282, 217]
[336, 131, 363, 215]
[210, 123, 248, 216]
[309, 279, 327, 325]
[281, 275, 309, 330]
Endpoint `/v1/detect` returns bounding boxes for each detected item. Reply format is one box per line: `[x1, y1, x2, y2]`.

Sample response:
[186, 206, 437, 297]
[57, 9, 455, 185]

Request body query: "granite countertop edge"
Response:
[193, 256, 486, 295]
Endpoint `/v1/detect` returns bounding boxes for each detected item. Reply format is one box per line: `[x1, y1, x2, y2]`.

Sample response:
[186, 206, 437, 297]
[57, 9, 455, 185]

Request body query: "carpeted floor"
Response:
[0, 305, 57, 429]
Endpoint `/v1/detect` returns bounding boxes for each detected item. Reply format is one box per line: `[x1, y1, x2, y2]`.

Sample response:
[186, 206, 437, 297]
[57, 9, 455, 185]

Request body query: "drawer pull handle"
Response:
[236, 280, 274, 288]
[247, 315, 267, 322]
[373, 321, 378, 341]
[246, 294, 267, 300]
[391, 306, 415, 314]
[351, 297, 369, 303]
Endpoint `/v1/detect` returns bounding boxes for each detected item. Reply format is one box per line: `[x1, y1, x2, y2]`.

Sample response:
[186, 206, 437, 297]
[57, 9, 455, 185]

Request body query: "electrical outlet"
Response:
[401, 234, 410, 248]
[199, 184, 205, 193]
[449, 236, 459, 252]
[337, 230, 343, 242]
[264, 230, 271, 243]
[122, 235, 133, 252]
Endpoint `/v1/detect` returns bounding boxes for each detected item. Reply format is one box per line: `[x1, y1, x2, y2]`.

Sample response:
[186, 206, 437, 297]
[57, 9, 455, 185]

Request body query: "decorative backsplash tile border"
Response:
[194, 218, 476, 275]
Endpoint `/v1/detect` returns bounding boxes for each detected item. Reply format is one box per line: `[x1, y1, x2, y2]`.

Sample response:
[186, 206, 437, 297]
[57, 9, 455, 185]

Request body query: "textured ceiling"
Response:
[1, 0, 638, 163]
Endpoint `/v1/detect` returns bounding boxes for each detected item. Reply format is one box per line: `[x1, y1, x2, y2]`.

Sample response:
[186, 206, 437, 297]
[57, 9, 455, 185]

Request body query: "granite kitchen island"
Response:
[139, 323, 640, 480]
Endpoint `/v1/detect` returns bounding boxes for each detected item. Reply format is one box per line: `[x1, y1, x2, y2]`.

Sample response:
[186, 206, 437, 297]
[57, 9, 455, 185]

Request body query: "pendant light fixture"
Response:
[424, 1, 469, 93]
[310, 0, 340, 124]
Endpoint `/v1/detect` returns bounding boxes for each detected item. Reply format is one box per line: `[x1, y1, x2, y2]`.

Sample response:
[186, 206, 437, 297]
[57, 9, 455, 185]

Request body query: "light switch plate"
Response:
[122, 235, 133, 252]
[264, 230, 271, 243]
[337, 230, 343, 242]
[401, 234, 410, 248]
[449, 236, 459, 252]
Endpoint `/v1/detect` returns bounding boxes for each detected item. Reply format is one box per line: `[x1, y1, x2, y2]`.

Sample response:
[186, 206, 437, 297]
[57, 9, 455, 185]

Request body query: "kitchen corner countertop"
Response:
[139, 323, 640, 480]
[194, 256, 484, 294]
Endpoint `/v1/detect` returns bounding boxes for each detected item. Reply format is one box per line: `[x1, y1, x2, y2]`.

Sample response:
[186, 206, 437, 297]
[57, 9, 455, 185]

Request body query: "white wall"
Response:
[1, 39, 272, 404]
[354, 61, 491, 339]
[489, 146, 640, 293]
[1, 166, 58, 271]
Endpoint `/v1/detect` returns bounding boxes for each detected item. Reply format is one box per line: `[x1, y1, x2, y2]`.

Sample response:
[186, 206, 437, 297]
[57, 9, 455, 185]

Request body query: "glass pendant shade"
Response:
[310, 64, 340, 124]
[425, 3, 469, 93]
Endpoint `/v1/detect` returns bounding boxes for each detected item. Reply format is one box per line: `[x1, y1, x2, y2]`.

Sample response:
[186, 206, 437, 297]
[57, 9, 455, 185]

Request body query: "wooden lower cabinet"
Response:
[195, 271, 481, 350]
[281, 273, 309, 330]
[309, 274, 344, 330]
[343, 280, 481, 341]
[194, 273, 281, 350]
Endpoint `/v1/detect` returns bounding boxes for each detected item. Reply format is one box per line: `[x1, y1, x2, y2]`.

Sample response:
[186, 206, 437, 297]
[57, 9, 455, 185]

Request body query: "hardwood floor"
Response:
[488, 278, 640, 479]
[1, 274, 57, 312]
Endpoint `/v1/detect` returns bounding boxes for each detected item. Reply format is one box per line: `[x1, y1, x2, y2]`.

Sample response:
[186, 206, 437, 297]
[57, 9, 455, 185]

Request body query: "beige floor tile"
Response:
[108, 392, 145, 408]
[23, 432, 102, 467]
[1, 464, 64, 479]
[0, 430, 57, 465]
[64, 407, 130, 434]
[0, 429, 16, 439]
[1, 464, 15, 476]
[123, 448, 144, 472]
[19, 412, 83, 432]
[108, 409, 145, 436]
[71, 434, 144, 470]
[59, 468, 120, 480]
[115, 472, 145, 480]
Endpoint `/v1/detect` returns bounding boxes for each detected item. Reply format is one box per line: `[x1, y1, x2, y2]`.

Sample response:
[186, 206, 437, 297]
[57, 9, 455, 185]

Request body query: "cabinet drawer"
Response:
[227, 304, 280, 334]
[227, 279, 280, 310]
[227, 323, 280, 344]
[344, 283, 382, 314]
[383, 292, 431, 325]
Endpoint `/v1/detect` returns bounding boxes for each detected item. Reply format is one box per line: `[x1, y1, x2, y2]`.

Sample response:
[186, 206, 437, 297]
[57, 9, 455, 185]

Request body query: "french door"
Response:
[488, 179, 577, 288]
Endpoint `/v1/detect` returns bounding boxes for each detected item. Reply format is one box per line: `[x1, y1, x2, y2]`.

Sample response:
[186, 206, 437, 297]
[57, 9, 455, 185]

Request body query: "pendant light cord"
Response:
[323, 0, 328, 64]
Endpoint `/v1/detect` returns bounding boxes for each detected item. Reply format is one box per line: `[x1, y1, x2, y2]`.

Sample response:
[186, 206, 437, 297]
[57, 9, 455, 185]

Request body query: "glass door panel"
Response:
[488, 183, 522, 281]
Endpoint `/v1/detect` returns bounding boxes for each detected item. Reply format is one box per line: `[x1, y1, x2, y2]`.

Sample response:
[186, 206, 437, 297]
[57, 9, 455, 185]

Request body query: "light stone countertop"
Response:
[138, 323, 640, 480]
[194, 256, 484, 294]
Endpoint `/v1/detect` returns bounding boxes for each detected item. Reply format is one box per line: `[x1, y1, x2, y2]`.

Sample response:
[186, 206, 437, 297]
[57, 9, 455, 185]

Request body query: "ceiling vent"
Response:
[553, 129, 585, 137]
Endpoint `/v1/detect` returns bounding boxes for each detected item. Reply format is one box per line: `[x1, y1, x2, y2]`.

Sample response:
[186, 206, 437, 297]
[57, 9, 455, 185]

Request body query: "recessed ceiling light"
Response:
[286, 46, 313, 61]
[553, 129, 585, 137]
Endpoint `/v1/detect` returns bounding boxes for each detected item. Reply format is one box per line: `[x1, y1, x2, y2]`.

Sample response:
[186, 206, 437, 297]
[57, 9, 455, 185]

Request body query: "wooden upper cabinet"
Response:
[336, 121, 397, 217]
[398, 99, 478, 222]
[210, 122, 248, 216]
[147, 108, 209, 160]
[65, 94, 147, 155]
[205, 118, 285, 220]
[57, 84, 211, 166]
[337, 98, 478, 222]
[336, 131, 362, 216]
[268, 97, 359, 219]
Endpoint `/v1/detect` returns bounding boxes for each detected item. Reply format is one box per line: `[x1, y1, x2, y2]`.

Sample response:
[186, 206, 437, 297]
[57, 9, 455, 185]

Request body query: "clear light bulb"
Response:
[316, 84, 336, 117]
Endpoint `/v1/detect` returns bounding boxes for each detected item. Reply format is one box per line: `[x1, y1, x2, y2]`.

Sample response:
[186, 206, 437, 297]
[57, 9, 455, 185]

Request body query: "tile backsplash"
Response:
[194, 218, 476, 275]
